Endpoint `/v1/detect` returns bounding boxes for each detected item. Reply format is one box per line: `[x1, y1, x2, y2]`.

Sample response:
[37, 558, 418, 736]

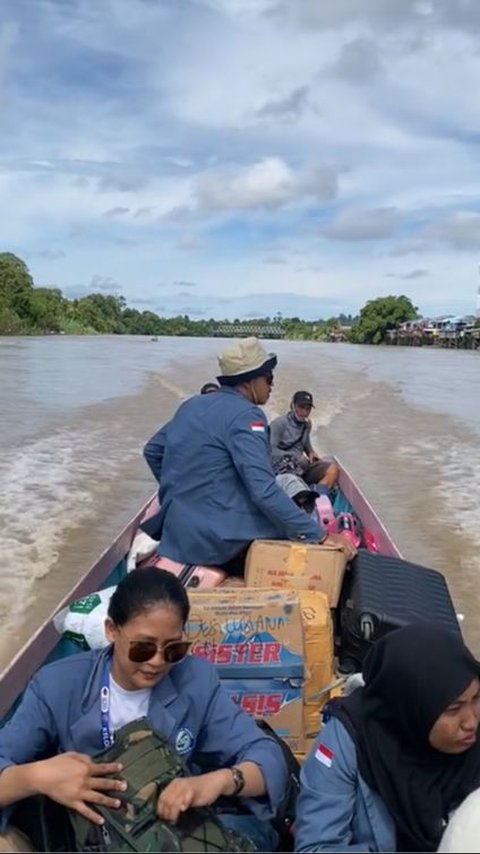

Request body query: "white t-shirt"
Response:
[109, 675, 151, 736]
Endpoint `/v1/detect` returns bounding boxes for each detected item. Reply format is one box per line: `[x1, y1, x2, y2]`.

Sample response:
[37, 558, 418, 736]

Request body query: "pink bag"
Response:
[139, 553, 227, 589]
[315, 494, 337, 533]
[335, 512, 362, 548]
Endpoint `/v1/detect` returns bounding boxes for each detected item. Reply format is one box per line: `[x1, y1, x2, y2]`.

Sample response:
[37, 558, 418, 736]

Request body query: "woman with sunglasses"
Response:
[0, 569, 287, 852]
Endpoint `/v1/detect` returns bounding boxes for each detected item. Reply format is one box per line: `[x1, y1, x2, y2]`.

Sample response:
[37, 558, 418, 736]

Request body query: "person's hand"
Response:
[322, 533, 357, 562]
[36, 752, 126, 825]
[157, 770, 231, 824]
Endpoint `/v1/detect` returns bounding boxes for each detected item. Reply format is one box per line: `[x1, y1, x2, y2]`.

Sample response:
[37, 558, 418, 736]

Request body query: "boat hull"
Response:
[0, 458, 399, 722]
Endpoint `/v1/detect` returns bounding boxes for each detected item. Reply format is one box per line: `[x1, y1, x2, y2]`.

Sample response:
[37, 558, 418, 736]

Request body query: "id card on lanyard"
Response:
[100, 656, 113, 749]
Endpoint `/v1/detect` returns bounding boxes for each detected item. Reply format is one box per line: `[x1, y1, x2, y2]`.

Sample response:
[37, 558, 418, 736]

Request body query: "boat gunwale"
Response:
[0, 497, 152, 720]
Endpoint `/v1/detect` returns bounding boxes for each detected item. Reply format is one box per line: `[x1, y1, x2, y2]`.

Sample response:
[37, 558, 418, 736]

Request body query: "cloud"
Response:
[189, 157, 338, 214]
[36, 249, 66, 260]
[323, 207, 403, 241]
[0, 20, 18, 96]
[104, 206, 130, 217]
[176, 233, 202, 251]
[385, 268, 429, 279]
[424, 211, 480, 250]
[256, 85, 310, 122]
[89, 274, 120, 292]
[2, 0, 480, 320]
[331, 37, 383, 82]
[173, 280, 198, 288]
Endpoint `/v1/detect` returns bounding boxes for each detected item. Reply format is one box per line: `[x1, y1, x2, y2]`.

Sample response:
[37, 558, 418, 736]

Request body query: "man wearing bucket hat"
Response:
[270, 390, 339, 488]
[142, 337, 356, 570]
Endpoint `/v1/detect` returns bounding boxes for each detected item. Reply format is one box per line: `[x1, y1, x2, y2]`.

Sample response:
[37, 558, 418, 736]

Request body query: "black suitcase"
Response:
[339, 550, 461, 671]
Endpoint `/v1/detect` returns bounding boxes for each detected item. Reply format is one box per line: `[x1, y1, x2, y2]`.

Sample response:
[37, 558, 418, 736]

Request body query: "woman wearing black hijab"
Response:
[294, 623, 480, 853]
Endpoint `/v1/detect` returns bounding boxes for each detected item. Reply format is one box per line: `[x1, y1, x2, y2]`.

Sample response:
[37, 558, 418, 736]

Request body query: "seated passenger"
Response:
[294, 623, 480, 853]
[269, 391, 338, 486]
[142, 338, 356, 570]
[0, 569, 288, 852]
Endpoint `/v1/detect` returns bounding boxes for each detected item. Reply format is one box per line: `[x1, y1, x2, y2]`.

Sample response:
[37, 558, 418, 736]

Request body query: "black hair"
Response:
[200, 382, 219, 394]
[108, 567, 190, 627]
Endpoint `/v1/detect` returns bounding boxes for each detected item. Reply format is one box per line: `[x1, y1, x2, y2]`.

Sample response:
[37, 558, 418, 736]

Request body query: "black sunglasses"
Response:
[127, 638, 191, 664]
[264, 372, 274, 385]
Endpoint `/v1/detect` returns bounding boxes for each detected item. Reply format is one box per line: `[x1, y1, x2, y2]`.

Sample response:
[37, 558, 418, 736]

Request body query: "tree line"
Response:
[0, 251, 418, 343]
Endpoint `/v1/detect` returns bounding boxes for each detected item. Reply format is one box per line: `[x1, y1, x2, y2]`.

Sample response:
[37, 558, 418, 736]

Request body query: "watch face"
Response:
[232, 766, 245, 794]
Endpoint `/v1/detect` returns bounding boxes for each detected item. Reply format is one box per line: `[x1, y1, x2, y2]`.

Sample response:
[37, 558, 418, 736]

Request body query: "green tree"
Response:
[29, 287, 67, 332]
[0, 252, 34, 321]
[350, 295, 417, 344]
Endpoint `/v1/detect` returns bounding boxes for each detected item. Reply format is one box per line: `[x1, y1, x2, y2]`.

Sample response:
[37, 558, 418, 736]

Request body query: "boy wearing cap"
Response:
[142, 339, 355, 570]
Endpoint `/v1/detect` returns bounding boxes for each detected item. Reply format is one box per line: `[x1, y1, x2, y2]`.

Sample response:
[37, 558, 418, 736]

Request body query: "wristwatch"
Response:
[230, 765, 246, 796]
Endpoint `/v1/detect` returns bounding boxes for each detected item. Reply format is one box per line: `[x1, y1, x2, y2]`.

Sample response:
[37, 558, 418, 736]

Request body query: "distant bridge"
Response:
[211, 324, 286, 339]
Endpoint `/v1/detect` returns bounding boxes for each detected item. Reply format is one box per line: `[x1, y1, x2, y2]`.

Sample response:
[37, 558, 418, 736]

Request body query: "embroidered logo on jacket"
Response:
[175, 727, 195, 755]
[315, 744, 334, 768]
[250, 421, 265, 432]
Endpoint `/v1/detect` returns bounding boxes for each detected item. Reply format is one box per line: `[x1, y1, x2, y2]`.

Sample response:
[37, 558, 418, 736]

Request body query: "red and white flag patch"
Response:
[250, 421, 265, 433]
[315, 744, 334, 768]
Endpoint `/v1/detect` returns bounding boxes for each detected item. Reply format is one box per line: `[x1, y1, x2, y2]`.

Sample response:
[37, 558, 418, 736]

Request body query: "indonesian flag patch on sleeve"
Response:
[315, 744, 334, 768]
[250, 421, 266, 432]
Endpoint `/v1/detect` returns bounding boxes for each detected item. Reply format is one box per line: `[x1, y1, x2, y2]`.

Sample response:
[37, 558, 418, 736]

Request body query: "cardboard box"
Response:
[186, 588, 335, 749]
[244, 540, 348, 607]
[186, 589, 304, 679]
[222, 677, 304, 753]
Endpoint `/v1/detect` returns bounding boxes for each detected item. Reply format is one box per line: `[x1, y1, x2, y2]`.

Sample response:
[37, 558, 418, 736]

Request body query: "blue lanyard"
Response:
[100, 656, 113, 749]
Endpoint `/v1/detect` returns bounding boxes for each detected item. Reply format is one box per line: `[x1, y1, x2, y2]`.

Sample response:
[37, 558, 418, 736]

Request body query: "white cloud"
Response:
[323, 207, 403, 241]
[1, 0, 480, 319]
[191, 157, 338, 213]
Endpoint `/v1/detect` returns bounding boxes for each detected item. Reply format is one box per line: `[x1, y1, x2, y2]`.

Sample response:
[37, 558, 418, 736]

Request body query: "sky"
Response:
[2, 0, 480, 320]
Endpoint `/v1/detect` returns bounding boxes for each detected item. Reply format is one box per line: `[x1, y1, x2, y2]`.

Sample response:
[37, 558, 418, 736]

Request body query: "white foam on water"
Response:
[0, 424, 132, 628]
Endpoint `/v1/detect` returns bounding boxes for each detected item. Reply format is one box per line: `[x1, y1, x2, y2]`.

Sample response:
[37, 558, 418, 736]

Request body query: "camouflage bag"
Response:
[70, 718, 256, 853]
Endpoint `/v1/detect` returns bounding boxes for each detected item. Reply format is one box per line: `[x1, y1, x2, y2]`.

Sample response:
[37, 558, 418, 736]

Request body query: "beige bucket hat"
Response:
[217, 337, 277, 386]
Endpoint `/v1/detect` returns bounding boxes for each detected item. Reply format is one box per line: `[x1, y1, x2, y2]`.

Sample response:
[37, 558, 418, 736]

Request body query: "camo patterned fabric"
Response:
[70, 719, 256, 853]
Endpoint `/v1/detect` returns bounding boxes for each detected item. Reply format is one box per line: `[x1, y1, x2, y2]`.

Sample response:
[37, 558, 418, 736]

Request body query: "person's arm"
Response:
[269, 415, 287, 460]
[227, 409, 326, 542]
[157, 666, 288, 823]
[143, 423, 170, 482]
[294, 719, 371, 853]
[302, 421, 318, 458]
[0, 678, 124, 827]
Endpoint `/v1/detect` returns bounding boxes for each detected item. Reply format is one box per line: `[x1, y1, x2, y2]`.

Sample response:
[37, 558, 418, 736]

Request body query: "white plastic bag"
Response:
[53, 586, 116, 649]
[126, 531, 160, 571]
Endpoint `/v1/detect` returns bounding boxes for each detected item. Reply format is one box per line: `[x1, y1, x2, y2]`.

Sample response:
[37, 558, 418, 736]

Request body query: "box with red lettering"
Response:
[185, 589, 304, 679]
[186, 589, 305, 749]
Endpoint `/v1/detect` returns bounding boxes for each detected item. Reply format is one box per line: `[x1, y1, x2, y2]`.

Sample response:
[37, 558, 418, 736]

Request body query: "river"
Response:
[0, 335, 479, 667]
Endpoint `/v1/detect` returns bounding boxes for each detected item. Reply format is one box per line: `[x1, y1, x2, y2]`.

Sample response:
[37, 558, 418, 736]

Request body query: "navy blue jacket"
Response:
[143, 387, 324, 565]
[0, 649, 288, 828]
[294, 717, 396, 852]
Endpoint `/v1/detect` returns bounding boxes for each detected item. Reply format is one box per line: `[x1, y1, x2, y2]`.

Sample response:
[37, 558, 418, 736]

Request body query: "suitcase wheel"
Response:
[360, 615, 374, 642]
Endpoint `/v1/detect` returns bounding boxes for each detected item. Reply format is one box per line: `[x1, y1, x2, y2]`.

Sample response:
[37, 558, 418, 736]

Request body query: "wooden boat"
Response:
[0, 458, 400, 725]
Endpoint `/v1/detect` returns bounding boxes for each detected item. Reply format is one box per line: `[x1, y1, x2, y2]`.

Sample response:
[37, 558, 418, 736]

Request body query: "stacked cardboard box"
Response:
[186, 588, 334, 752]
[244, 540, 348, 607]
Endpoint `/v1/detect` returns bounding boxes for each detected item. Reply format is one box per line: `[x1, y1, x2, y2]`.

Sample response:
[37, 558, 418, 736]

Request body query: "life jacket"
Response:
[70, 719, 256, 853]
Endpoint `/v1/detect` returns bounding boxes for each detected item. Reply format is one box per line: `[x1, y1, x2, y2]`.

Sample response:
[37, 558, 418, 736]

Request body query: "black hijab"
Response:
[328, 623, 480, 852]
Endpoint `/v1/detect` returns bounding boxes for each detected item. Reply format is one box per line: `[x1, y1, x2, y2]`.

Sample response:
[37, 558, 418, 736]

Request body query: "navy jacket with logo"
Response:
[0, 649, 288, 829]
[143, 386, 324, 565]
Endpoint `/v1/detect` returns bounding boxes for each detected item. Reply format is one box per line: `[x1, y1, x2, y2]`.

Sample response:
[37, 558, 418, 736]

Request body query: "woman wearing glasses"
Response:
[0, 569, 287, 852]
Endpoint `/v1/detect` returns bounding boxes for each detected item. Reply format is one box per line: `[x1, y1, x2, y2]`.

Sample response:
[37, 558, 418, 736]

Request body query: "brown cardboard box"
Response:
[186, 588, 335, 750]
[244, 540, 348, 607]
[186, 588, 305, 749]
